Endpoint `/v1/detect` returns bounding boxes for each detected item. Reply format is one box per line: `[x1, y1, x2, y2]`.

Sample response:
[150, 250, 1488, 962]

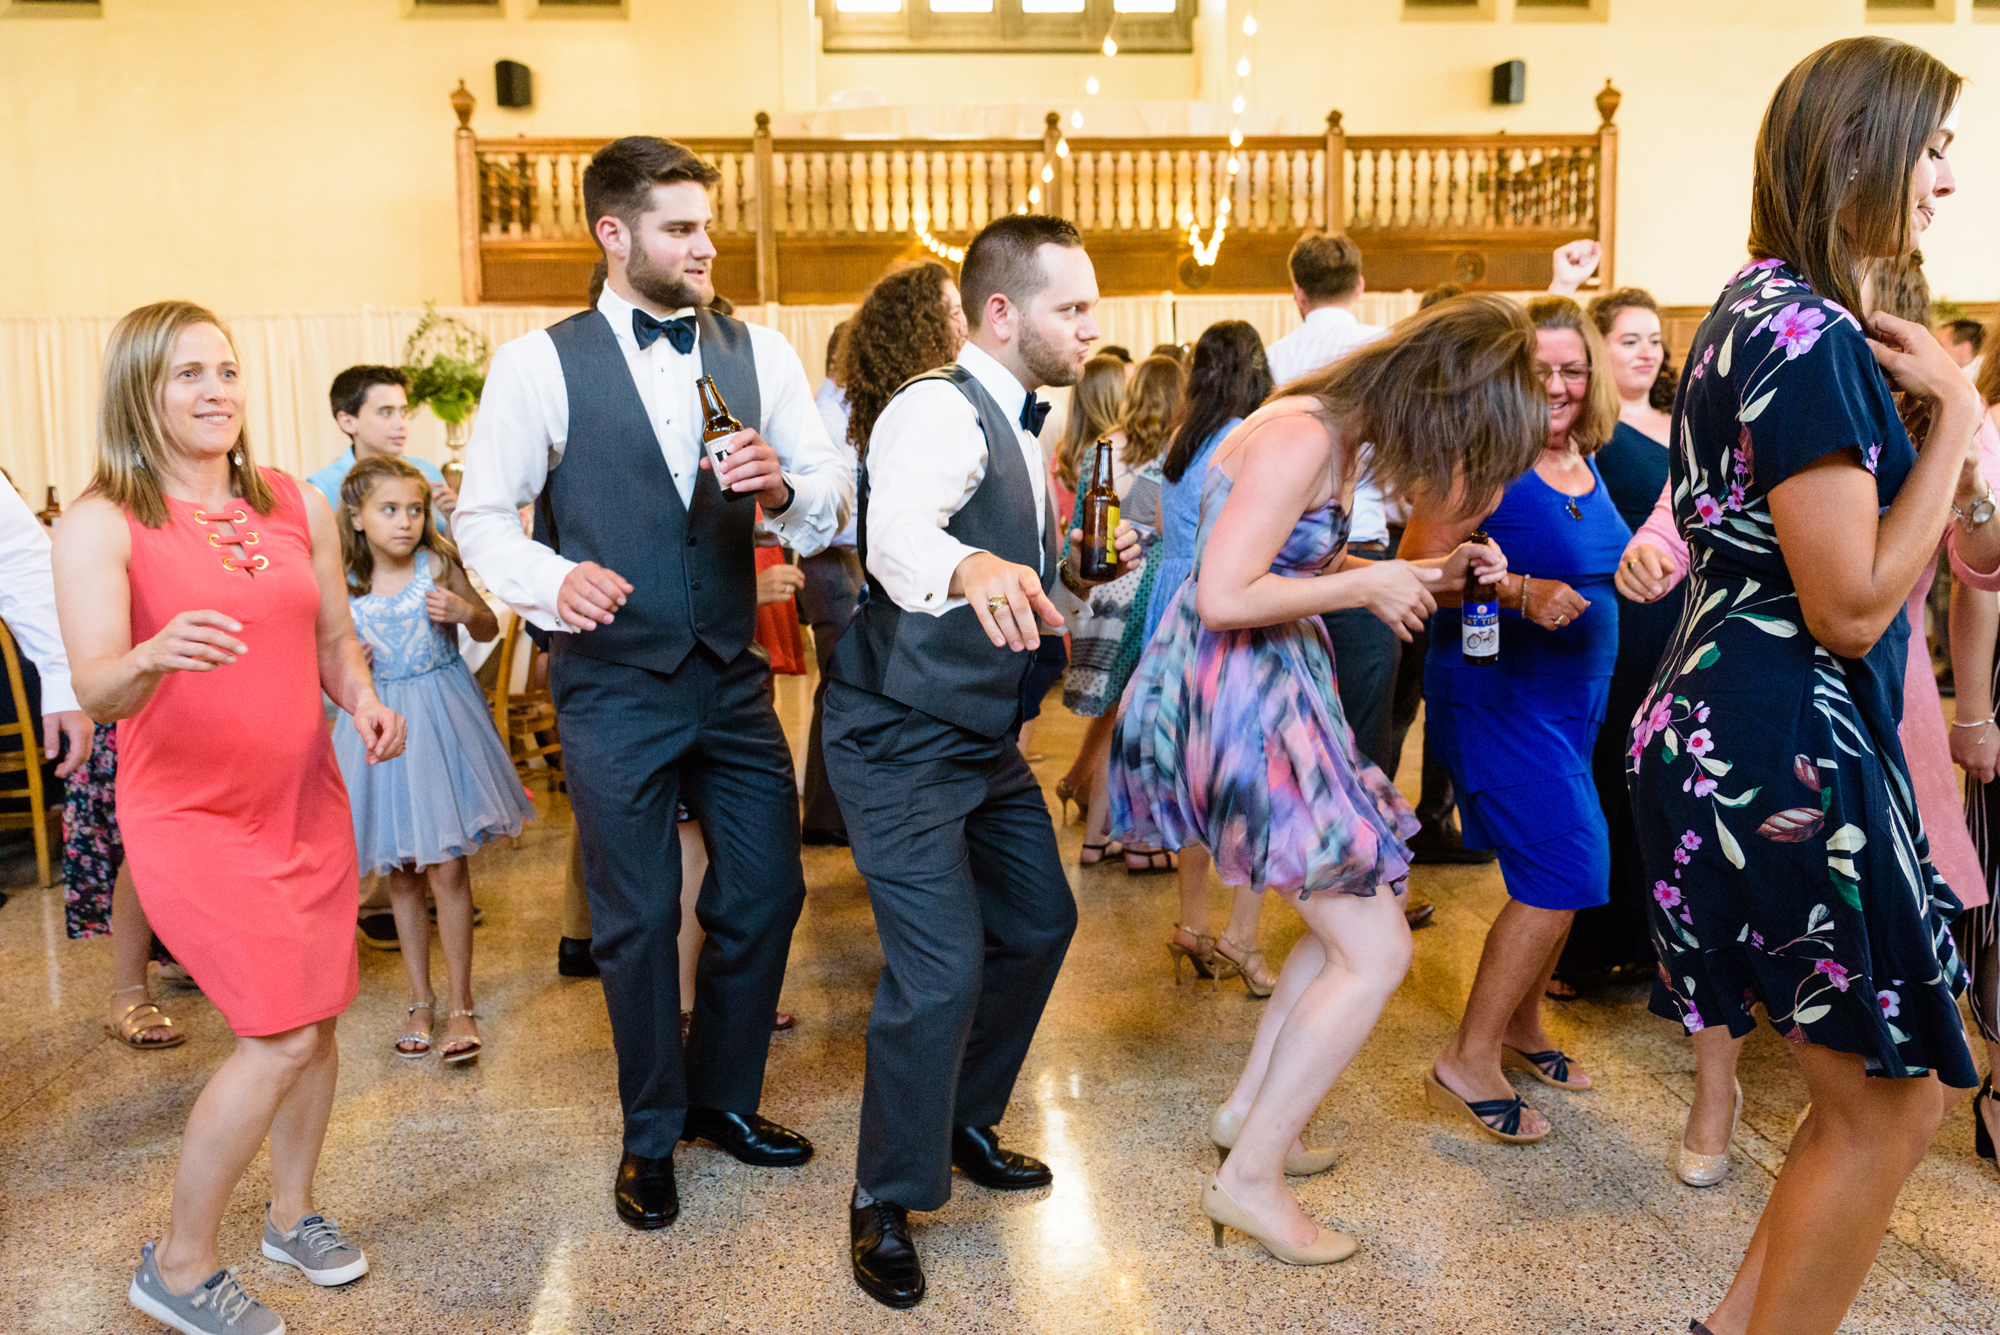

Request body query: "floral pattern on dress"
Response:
[61, 723, 121, 938]
[1626, 259, 1974, 1087]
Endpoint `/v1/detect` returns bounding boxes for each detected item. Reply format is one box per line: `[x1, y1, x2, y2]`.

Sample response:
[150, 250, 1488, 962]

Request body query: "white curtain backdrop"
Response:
[0, 290, 1429, 506]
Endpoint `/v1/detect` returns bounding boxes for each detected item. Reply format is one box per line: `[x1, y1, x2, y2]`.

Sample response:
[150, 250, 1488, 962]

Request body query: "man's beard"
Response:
[626, 242, 708, 311]
[1019, 317, 1081, 387]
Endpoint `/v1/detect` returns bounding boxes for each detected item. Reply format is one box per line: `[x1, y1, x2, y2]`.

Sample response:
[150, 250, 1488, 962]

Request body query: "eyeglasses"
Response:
[1534, 363, 1592, 386]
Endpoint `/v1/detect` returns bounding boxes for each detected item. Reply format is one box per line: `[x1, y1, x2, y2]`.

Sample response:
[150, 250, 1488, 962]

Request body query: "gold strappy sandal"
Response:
[440, 1009, 482, 1065]
[104, 985, 185, 1049]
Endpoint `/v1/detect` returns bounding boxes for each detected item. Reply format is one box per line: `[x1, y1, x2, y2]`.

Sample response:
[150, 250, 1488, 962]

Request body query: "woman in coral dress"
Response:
[56, 302, 405, 1335]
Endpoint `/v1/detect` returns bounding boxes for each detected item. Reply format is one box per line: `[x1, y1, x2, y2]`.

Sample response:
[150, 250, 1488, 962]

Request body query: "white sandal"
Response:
[394, 1002, 435, 1058]
[440, 1009, 482, 1065]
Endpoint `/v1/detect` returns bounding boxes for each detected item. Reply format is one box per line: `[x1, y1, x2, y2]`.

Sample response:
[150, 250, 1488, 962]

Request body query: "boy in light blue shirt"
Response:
[308, 365, 455, 534]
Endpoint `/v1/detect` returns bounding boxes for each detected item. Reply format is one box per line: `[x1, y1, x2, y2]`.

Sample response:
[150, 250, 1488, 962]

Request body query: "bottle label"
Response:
[1462, 600, 1499, 658]
[704, 431, 736, 476]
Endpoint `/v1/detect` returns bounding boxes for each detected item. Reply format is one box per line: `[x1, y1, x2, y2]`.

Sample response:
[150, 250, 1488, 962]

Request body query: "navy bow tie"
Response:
[633, 310, 697, 354]
[1019, 394, 1050, 436]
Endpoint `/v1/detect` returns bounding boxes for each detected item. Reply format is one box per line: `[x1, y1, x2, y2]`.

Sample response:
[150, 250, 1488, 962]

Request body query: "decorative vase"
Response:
[442, 417, 471, 493]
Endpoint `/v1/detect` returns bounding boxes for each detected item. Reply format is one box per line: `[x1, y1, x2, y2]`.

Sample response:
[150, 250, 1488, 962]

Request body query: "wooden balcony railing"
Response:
[451, 80, 1621, 307]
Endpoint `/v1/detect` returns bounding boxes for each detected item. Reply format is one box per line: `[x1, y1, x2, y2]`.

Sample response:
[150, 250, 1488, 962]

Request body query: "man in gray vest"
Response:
[823, 215, 1140, 1309]
[455, 136, 853, 1231]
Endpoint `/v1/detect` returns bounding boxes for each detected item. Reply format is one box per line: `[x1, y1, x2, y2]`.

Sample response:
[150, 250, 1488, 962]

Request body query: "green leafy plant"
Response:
[400, 303, 491, 426]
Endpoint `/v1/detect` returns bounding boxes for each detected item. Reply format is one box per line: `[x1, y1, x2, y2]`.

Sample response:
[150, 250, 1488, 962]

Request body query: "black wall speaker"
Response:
[1491, 59, 1526, 106]
[496, 60, 533, 109]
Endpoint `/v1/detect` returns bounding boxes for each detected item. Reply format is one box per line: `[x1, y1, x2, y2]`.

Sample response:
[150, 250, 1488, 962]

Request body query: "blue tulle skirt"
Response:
[333, 661, 535, 876]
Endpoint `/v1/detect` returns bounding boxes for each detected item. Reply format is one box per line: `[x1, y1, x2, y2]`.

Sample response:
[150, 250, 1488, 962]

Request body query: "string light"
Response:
[1101, 35, 1117, 57]
[1231, 95, 1245, 114]
[913, 214, 965, 264]
[1085, 76, 1099, 95]
[1229, 128, 1243, 147]
[1236, 57, 1251, 77]
[1243, 15, 1257, 35]
[1070, 109, 1084, 129]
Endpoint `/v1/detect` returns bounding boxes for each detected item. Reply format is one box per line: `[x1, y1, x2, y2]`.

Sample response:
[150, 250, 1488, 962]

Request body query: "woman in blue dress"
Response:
[1404, 295, 1628, 1144]
[1627, 39, 1979, 1335]
[1133, 320, 1279, 991]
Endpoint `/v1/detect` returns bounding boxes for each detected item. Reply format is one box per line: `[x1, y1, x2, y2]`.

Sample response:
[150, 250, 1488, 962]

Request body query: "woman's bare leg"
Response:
[384, 868, 434, 1011]
[106, 863, 176, 1040]
[1433, 900, 1577, 1136]
[1497, 920, 1591, 1088]
[153, 1021, 333, 1293]
[1685, 1025, 1749, 1156]
[1701, 1046, 1945, 1335]
[1214, 886, 1414, 1246]
[266, 1018, 340, 1230]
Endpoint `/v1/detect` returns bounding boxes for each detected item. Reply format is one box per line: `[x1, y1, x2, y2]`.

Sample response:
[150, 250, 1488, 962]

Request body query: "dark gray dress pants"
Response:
[798, 547, 864, 837]
[823, 679, 1077, 1212]
[550, 642, 807, 1158]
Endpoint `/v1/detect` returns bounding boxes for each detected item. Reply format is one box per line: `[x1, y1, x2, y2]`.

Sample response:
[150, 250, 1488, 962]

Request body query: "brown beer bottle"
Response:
[1078, 439, 1120, 583]
[1461, 529, 1499, 666]
[696, 375, 751, 502]
[36, 486, 61, 528]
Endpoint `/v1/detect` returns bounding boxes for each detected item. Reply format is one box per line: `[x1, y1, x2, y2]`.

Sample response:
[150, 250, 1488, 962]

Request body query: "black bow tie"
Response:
[633, 310, 696, 354]
[1019, 394, 1050, 436]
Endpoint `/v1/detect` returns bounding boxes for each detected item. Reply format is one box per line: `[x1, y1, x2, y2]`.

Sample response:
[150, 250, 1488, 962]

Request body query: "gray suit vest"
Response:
[827, 365, 1061, 739]
[537, 307, 762, 675]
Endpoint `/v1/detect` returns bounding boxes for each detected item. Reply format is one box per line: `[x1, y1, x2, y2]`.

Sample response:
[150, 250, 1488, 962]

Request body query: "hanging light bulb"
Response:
[1085, 75, 1100, 95]
[1236, 57, 1251, 77]
[1229, 128, 1243, 147]
[1243, 15, 1257, 36]
[1102, 35, 1117, 57]
[1070, 109, 1084, 129]
[1232, 95, 1246, 114]
[1029, 186, 1041, 204]
[1056, 140, 1069, 158]
[1041, 164, 1054, 182]
[1228, 156, 1240, 174]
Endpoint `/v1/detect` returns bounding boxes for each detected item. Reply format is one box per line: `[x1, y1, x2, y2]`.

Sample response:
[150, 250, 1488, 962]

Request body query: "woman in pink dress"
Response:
[55, 302, 405, 1335]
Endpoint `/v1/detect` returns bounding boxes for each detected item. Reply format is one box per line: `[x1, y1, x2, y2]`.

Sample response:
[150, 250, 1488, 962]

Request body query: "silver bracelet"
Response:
[1952, 717, 1996, 729]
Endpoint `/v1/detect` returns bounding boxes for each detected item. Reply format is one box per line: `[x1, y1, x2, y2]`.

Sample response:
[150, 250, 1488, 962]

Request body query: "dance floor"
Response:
[3, 680, 1997, 1334]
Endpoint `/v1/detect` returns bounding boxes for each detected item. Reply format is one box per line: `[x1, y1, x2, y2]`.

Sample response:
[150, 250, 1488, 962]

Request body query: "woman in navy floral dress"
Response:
[1625, 37, 1979, 1335]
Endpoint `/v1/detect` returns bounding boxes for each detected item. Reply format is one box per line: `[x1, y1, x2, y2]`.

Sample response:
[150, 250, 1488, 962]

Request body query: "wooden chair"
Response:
[0, 617, 63, 887]
[487, 611, 562, 795]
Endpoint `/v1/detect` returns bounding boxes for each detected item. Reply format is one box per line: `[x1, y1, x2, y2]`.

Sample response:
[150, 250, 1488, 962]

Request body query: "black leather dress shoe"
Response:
[800, 827, 850, 848]
[680, 1109, 814, 1167]
[557, 936, 599, 978]
[614, 1151, 678, 1229]
[1407, 825, 1497, 866]
[950, 1125, 1052, 1190]
[851, 1196, 924, 1309]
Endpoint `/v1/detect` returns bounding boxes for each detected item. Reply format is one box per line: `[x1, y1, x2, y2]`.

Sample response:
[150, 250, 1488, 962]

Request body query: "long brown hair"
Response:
[90, 301, 275, 529]
[1164, 320, 1270, 484]
[1287, 293, 1544, 519]
[1527, 295, 1619, 456]
[1056, 354, 1129, 490]
[839, 261, 959, 456]
[1588, 287, 1678, 413]
[1116, 354, 1186, 471]
[337, 455, 463, 596]
[1748, 37, 1962, 320]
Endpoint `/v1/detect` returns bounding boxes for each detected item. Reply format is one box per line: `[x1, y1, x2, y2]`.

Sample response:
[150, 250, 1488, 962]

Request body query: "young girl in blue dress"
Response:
[336, 456, 534, 1063]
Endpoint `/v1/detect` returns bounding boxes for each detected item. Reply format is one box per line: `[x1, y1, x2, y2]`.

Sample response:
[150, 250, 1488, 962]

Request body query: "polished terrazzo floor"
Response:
[3, 679, 1998, 1334]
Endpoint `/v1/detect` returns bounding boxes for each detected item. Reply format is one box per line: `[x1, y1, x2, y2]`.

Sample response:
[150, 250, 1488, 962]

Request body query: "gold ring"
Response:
[987, 596, 1009, 612]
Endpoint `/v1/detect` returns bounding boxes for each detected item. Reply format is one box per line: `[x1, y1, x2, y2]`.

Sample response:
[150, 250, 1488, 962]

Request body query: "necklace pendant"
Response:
[1565, 497, 1582, 520]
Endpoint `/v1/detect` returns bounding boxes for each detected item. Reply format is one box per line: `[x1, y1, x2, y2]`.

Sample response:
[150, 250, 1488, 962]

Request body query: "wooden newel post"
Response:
[1595, 79, 1621, 293]
[452, 81, 482, 305]
[753, 111, 777, 305]
[1325, 110, 1346, 235]
[1042, 111, 1066, 219]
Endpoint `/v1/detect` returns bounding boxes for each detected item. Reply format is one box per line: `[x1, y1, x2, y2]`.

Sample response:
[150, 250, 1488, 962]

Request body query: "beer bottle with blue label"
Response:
[1461, 530, 1499, 666]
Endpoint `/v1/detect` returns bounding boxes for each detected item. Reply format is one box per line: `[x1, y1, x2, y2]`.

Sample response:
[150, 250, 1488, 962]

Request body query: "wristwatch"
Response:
[1954, 485, 1997, 527]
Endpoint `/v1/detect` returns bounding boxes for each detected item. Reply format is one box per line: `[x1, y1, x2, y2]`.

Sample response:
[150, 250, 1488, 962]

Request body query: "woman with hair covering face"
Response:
[1112, 293, 1541, 1265]
[1625, 39, 1984, 1335]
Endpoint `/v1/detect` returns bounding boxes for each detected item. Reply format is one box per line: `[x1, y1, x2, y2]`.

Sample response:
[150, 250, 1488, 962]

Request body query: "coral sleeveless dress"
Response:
[117, 470, 360, 1036]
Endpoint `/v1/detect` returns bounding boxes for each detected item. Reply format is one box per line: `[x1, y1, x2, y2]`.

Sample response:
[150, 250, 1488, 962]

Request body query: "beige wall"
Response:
[4, 0, 1998, 315]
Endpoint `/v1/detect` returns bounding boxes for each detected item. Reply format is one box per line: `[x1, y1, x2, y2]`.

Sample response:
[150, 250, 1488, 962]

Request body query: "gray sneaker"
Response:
[128, 1241, 284, 1335]
[260, 1206, 368, 1286]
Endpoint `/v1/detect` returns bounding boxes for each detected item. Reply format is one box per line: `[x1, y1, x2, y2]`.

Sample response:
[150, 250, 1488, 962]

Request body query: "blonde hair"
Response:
[1116, 354, 1186, 470]
[1525, 295, 1619, 457]
[90, 301, 274, 529]
[1286, 293, 1545, 519]
[338, 455, 462, 596]
[1056, 353, 1129, 490]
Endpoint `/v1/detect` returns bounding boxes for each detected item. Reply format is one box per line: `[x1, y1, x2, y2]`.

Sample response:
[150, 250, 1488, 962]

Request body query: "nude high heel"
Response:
[1200, 1174, 1356, 1265]
[1167, 926, 1230, 986]
[1207, 1106, 1339, 1176]
[1675, 1080, 1741, 1188]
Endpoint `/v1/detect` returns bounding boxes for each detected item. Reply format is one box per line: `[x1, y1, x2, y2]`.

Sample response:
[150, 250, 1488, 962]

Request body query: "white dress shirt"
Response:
[814, 377, 859, 549]
[454, 286, 853, 633]
[864, 341, 1048, 617]
[1266, 304, 1390, 545]
[0, 485, 78, 714]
